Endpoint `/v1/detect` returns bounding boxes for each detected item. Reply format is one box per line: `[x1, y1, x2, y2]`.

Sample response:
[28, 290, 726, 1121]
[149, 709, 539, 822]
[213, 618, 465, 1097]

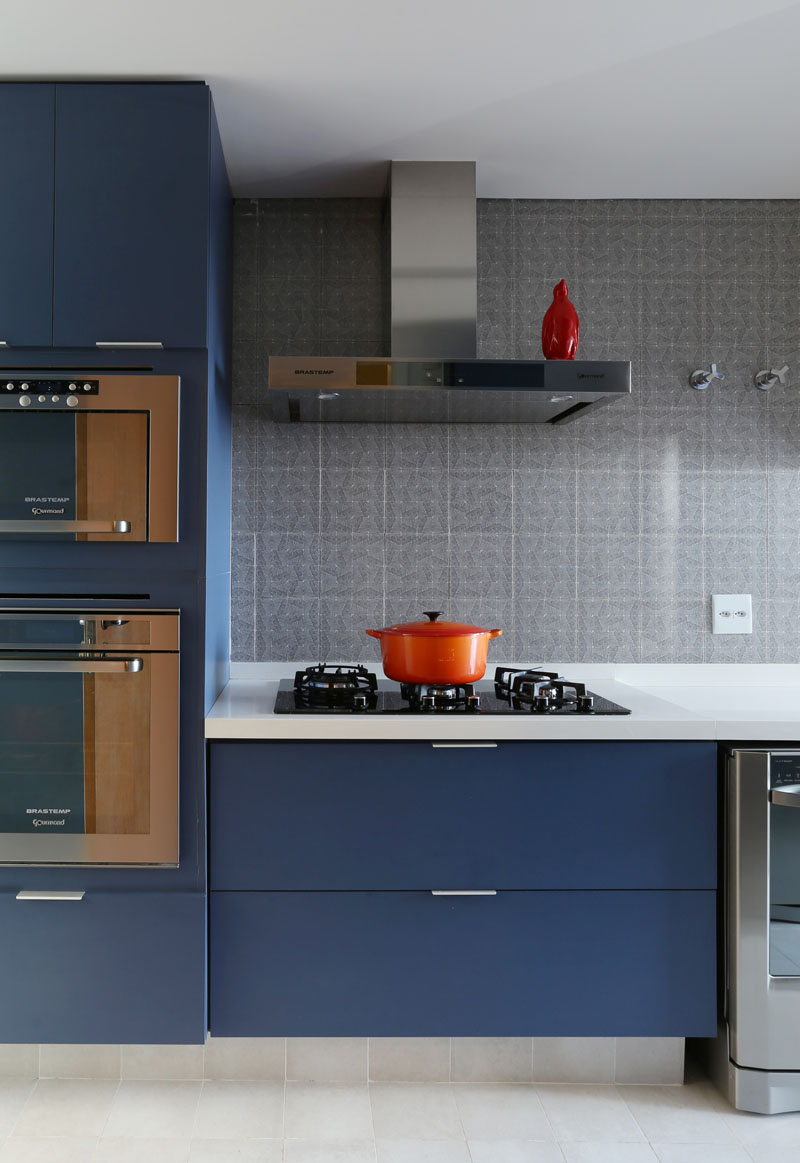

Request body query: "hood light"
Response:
[549, 394, 574, 403]
[318, 391, 340, 401]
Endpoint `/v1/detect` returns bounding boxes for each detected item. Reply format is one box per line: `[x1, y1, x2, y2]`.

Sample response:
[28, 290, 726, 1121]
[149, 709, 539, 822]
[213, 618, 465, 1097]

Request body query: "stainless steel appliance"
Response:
[712, 748, 800, 1112]
[274, 665, 631, 716]
[0, 373, 179, 541]
[268, 163, 631, 425]
[0, 609, 179, 865]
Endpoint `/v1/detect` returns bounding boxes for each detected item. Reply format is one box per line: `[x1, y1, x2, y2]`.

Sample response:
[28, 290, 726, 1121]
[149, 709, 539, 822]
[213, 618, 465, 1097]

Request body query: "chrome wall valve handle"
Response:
[755, 364, 789, 391]
[690, 363, 725, 390]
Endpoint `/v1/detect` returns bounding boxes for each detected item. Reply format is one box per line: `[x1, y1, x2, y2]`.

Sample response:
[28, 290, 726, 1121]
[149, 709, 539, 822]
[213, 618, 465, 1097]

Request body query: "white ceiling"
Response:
[2, 0, 800, 198]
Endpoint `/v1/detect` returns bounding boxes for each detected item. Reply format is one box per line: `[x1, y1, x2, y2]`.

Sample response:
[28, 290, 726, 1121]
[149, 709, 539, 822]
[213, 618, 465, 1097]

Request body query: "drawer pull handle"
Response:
[16, 890, 85, 901]
[431, 742, 498, 749]
[95, 341, 164, 349]
[431, 890, 497, 896]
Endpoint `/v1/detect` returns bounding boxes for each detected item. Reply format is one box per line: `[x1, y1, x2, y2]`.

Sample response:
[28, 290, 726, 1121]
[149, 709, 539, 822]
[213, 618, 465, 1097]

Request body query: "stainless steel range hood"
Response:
[267, 162, 631, 424]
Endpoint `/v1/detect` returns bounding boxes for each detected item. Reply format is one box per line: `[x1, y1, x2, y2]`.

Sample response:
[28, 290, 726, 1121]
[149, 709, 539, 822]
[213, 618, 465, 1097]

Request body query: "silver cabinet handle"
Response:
[0, 519, 131, 534]
[0, 658, 142, 674]
[431, 742, 497, 749]
[431, 890, 497, 896]
[771, 784, 800, 808]
[95, 341, 163, 349]
[0, 342, 7, 347]
[16, 890, 85, 901]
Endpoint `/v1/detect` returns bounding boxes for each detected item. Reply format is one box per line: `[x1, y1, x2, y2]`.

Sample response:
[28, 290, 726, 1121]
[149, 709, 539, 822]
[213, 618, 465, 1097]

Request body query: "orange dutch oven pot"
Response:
[366, 611, 503, 685]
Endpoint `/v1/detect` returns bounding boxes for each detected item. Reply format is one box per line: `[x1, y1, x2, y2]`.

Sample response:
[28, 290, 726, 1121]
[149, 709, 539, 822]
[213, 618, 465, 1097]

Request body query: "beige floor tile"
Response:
[561, 1145, 658, 1162]
[39, 1045, 120, 1080]
[0, 1048, 38, 1082]
[744, 1147, 800, 1163]
[651, 1147, 754, 1163]
[0, 1140, 97, 1163]
[723, 1108, 800, 1147]
[377, 1141, 471, 1162]
[121, 1045, 204, 1081]
[619, 1085, 738, 1144]
[536, 1085, 646, 1143]
[453, 1085, 554, 1141]
[468, 1144, 566, 1163]
[193, 1081, 284, 1139]
[284, 1141, 377, 1162]
[0, 1082, 36, 1138]
[284, 1083, 373, 1143]
[189, 1141, 283, 1161]
[95, 1138, 192, 1162]
[451, 1039, 532, 1084]
[287, 1039, 368, 1082]
[203, 1038, 285, 1081]
[102, 1081, 201, 1140]
[369, 1039, 450, 1083]
[12, 1080, 117, 1139]
[369, 1084, 463, 1141]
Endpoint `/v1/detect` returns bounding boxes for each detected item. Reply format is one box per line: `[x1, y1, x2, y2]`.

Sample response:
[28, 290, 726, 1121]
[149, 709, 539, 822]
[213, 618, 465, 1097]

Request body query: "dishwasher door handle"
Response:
[431, 890, 497, 896]
[770, 784, 800, 808]
[431, 742, 498, 749]
[16, 890, 85, 901]
[0, 519, 131, 534]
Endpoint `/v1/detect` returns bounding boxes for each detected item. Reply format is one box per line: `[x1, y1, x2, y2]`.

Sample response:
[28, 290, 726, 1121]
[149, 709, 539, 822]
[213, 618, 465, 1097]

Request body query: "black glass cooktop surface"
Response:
[273, 679, 631, 716]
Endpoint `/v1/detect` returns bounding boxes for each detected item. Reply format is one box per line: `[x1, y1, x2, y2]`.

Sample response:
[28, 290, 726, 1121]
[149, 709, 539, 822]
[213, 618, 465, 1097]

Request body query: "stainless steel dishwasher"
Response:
[711, 747, 800, 1113]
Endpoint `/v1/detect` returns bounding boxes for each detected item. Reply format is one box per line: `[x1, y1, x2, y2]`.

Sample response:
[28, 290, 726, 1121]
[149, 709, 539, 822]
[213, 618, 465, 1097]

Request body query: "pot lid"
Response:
[372, 611, 496, 637]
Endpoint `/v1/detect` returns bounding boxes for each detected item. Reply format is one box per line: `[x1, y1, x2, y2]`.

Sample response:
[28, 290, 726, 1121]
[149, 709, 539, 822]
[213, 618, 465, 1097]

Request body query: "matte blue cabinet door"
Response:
[0, 891, 206, 1043]
[209, 741, 717, 891]
[53, 84, 210, 348]
[210, 889, 717, 1036]
[0, 85, 55, 346]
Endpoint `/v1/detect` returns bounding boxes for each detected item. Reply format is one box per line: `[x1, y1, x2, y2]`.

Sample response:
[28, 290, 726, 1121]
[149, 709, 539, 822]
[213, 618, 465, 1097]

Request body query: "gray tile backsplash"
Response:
[231, 197, 800, 662]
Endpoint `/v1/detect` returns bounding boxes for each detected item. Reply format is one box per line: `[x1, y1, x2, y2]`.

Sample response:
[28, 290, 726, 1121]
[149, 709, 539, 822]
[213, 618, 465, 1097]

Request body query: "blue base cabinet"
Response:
[0, 891, 206, 1043]
[209, 740, 718, 1036]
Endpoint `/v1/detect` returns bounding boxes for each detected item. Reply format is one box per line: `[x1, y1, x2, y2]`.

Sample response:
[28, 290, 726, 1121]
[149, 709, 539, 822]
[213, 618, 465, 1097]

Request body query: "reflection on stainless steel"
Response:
[0, 609, 179, 867]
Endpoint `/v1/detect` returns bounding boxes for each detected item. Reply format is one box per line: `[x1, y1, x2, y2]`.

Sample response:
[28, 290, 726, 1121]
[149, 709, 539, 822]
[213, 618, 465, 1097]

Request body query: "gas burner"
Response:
[494, 666, 595, 714]
[400, 682, 481, 712]
[294, 664, 378, 710]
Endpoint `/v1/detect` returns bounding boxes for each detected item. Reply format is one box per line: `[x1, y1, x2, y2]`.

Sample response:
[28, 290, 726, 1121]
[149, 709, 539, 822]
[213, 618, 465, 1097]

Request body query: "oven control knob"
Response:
[19, 395, 31, 407]
[82, 383, 92, 392]
[20, 382, 29, 391]
[68, 383, 77, 391]
[38, 395, 46, 403]
[66, 395, 79, 407]
[51, 395, 59, 403]
[5, 383, 14, 391]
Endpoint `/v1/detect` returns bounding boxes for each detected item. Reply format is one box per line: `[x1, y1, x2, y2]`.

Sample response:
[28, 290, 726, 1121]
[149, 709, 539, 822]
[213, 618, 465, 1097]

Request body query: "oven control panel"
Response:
[1, 379, 99, 408]
[770, 753, 800, 787]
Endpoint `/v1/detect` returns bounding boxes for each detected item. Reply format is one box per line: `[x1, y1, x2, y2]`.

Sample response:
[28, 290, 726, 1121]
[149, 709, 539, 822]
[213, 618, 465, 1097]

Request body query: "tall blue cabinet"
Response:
[0, 81, 232, 1043]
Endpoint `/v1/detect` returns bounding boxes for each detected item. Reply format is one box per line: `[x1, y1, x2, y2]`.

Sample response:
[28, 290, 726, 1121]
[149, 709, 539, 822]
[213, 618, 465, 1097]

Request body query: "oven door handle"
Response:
[0, 519, 131, 534]
[770, 784, 800, 808]
[0, 658, 143, 674]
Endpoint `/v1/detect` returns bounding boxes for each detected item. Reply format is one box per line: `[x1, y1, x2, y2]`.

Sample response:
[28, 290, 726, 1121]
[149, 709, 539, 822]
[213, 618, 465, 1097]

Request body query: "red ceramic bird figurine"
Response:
[542, 279, 580, 360]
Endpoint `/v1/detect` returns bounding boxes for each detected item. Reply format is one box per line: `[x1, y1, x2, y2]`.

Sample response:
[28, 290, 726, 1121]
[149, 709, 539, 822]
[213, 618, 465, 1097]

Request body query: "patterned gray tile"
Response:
[384, 469, 449, 534]
[513, 471, 576, 534]
[513, 599, 578, 663]
[449, 424, 513, 472]
[606, 218, 642, 280]
[575, 403, 639, 473]
[576, 600, 641, 662]
[320, 534, 384, 598]
[640, 472, 703, 533]
[639, 403, 705, 473]
[384, 535, 450, 599]
[257, 468, 321, 534]
[767, 469, 800, 537]
[231, 467, 257, 535]
[256, 409, 320, 472]
[230, 534, 255, 662]
[704, 399, 768, 474]
[639, 600, 706, 663]
[452, 599, 514, 661]
[704, 534, 768, 597]
[258, 202, 323, 278]
[477, 202, 514, 280]
[232, 405, 258, 475]
[449, 469, 513, 534]
[704, 472, 767, 537]
[577, 471, 640, 535]
[513, 216, 577, 283]
[320, 469, 385, 534]
[767, 600, 800, 662]
[321, 280, 385, 342]
[767, 530, 800, 601]
[258, 278, 320, 340]
[641, 278, 703, 345]
[640, 533, 704, 598]
[513, 534, 577, 599]
[385, 425, 449, 470]
[477, 279, 513, 358]
[576, 535, 640, 599]
[321, 424, 385, 471]
[514, 422, 578, 472]
[322, 204, 383, 280]
[319, 598, 387, 663]
[255, 597, 320, 661]
[256, 533, 319, 598]
[232, 340, 258, 406]
[450, 533, 513, 599]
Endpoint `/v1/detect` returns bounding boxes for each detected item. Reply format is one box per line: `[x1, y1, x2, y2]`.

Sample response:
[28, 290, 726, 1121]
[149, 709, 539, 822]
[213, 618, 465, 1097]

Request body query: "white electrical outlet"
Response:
[712, 593, 753, 635]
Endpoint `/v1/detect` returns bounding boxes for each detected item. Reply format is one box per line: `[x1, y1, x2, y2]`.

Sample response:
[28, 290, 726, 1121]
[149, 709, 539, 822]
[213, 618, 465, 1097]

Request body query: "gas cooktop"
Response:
[274, 665, 631, 716]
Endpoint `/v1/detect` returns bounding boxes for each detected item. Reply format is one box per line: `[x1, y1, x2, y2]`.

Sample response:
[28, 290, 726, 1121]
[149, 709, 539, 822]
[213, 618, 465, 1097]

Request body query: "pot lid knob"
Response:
[422, 611, 442, 622]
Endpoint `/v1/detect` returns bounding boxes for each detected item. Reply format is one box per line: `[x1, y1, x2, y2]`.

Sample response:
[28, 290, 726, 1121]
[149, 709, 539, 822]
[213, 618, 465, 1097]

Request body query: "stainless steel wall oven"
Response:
[0, 609, 179, 865]
[0, 374, 179, 542]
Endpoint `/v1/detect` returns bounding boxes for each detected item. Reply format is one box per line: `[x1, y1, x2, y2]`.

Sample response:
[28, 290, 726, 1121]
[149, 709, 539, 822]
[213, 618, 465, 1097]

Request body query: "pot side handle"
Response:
[365, 629, 381, 638]
[489, 629, 503, 638]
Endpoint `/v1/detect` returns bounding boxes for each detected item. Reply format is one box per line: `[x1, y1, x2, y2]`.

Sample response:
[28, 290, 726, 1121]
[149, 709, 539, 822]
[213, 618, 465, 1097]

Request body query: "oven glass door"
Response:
[0, 634, 178, 865]
[769, 755, 800, 976]
[0, 411, 147, 541]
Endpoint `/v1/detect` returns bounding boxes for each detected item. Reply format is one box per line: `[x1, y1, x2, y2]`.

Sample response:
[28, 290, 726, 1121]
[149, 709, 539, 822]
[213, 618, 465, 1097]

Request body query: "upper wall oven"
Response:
[0, 374, 179, 542]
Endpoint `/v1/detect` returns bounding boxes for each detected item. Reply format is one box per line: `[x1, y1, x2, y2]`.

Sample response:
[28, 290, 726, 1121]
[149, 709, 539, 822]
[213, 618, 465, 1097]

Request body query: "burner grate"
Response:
[494, 666, 595, 714]
[294, 664, 378, 710]
[400, 682, 481, 713]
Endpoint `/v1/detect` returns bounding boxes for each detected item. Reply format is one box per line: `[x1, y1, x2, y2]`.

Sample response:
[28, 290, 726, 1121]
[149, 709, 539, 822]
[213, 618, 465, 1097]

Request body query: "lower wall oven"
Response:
[0, 609, 179, 865]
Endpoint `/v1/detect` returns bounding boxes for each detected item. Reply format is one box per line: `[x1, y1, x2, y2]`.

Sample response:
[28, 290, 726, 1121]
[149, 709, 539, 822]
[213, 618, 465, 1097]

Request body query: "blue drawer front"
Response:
[210, 889, 716, 1037]
[0, 892, 206, 1043]
[210, 741, 717, 890]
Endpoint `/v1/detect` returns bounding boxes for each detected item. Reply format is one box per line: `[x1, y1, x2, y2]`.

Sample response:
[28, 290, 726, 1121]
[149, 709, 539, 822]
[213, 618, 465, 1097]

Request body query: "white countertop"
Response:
[206, 663, 800, 741]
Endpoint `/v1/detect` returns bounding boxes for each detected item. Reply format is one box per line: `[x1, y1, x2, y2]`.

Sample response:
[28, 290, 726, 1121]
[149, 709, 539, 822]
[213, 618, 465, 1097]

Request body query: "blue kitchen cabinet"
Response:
[53, 83, 211, 348]
[0, 85, 55, 347]
[0, 891, 206, 1043]
[208, 740, 718, 1035]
